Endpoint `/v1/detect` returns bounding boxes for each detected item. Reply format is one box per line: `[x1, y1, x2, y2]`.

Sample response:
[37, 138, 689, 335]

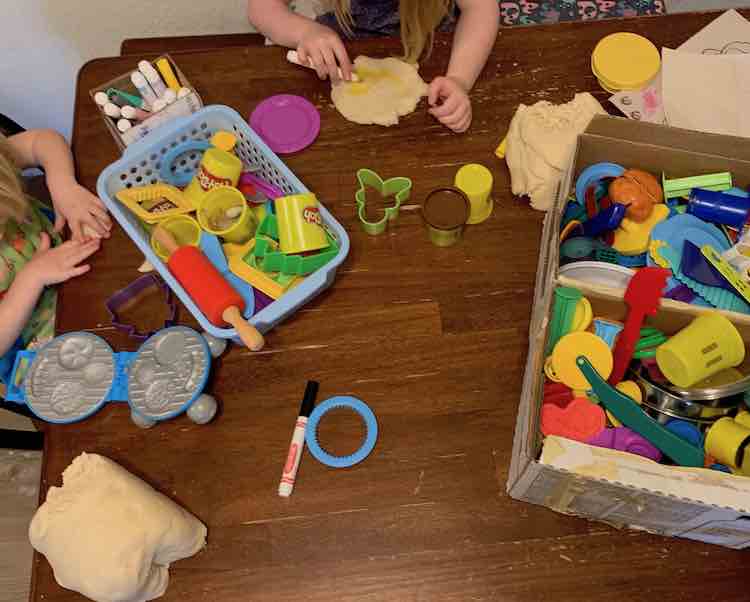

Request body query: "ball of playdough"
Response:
[609, 169, 663, 223]
[29, 453, 206, 602]
[202, 332, 227, 358]
[130, 409, 157, 429]
[187, 394, 218, 425]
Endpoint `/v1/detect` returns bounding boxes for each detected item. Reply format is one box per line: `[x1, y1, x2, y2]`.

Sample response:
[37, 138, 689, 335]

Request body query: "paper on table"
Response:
[609, 72, 667, 125]
[678, 9, 750, 55]
[662, 47, 750, 137]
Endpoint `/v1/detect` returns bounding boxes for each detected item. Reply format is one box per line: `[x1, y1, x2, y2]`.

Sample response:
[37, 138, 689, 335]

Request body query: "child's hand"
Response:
[21, 233, 100, 288]
[51, 181, 112, 241]
[297, 22, 352, 82]
[428, 76, 472, 133]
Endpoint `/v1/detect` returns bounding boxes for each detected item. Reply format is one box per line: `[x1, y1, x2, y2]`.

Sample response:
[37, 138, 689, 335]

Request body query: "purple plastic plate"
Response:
[249, 94, 320, 154]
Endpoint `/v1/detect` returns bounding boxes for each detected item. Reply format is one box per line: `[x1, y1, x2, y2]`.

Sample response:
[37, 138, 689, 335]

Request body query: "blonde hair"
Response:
[331, 0, 453, 63]
[0, 134, 29, 226]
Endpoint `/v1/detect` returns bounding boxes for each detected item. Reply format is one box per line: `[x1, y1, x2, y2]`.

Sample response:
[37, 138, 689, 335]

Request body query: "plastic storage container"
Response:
[97, 105, 350, 344]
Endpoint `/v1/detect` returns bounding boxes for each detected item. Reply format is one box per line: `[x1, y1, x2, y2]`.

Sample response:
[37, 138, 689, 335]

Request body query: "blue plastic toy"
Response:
[5, 326, 220, 428]
[305, 396, 378, 468]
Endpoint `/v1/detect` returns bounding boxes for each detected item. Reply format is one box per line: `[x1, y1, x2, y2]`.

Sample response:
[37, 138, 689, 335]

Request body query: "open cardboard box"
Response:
[508, 116, 750, 549]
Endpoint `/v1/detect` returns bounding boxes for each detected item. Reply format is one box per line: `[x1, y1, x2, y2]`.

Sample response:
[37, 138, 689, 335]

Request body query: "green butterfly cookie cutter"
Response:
[250, 214, 339, 276]
[355, 168, 412, 236]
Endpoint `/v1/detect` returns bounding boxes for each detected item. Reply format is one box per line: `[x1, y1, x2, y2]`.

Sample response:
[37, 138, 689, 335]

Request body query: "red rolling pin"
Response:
[153, 226, 265, 351]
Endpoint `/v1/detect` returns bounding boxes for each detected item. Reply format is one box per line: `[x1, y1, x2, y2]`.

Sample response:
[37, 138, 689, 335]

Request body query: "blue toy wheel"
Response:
[305, 396, 378, 468]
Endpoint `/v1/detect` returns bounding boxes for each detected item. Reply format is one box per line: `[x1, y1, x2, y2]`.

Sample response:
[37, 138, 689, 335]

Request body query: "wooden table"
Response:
[36, 11, 750, 602]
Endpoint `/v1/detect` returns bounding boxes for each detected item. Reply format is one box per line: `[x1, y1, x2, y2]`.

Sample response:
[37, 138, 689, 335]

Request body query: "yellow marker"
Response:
[701, 244, 750, 305]
[155, 58, 181, 92]
[495, 137, 507, 159]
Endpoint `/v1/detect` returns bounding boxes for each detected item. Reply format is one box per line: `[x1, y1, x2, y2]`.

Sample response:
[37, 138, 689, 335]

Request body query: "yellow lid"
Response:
[455, 164, 493, 198]
[570, 297, 593, 332]
[551, 331, 613, 391]
[592, 33, 660, 92]
[210, 131, 238, 153]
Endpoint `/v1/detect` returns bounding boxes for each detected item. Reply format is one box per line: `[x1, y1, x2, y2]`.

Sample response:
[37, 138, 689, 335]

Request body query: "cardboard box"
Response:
[89, 55, 203, 151]
[508, 115, 750, 549]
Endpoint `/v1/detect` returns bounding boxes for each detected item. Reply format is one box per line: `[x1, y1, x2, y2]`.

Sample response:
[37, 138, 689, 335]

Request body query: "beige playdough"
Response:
[332, 56, 428, 126]
[29, 453, 207, 602]
[505, 93, 605, 211]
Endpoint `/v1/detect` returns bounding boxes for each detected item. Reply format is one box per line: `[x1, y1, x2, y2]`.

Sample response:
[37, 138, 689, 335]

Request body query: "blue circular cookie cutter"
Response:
[305, 396, 378, 468]
[575, 162, 625, 205]
[159, 141, 211, 187]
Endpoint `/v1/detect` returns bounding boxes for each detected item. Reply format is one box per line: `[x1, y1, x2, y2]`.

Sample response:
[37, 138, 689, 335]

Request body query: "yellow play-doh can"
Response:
[275, 193, 329, 255]
[454, 163, 494, 225]
[184, 148, 242, 207]
[198, 186, 257, 244]
[591, 32, 660, 93]
[150, 214, 202, 261]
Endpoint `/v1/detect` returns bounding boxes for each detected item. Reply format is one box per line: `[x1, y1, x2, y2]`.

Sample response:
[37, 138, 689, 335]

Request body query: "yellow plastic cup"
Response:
[150, 214, 202, 261]
[275, 193, 329, 255]
[656, 312, 746, 389]
[184, 148, 242, 207]
[705, 417, 750, 469]
[197, 186, 257, 244]
[454, 163, 494, 225]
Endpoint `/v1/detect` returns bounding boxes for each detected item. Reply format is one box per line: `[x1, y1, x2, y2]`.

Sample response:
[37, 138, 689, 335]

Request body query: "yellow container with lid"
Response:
[454, 163, 494, 225]
[184, 148, 242, 207]
[591, 32, 660, 93]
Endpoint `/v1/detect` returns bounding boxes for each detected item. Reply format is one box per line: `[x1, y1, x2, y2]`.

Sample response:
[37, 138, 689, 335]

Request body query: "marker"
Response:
[107, 87, 145, 109]
[103, 102, 121, 119]
[117, 118, 133, 133]
[151, 98, 168, 113]
[130, 71, 158, 107]
[162, 88, 177, 105]
[278, 381, 319, 498]
[177, 87, 192, 99]
[94, 91, 110, 107]
[121, 105, 151, 122]
[155, 57, 181, 92]
[138, 60, 168, 98]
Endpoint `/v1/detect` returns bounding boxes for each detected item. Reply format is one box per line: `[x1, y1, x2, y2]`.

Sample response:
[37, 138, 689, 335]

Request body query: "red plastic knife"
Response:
[609, 266, 670, 385]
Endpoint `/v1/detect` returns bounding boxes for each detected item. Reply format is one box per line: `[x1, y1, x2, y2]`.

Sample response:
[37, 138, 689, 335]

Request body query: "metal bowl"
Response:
[630, 363, 748, 423]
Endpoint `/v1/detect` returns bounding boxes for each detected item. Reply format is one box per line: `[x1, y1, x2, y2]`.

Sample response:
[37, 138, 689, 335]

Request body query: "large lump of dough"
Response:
[505, 93, 605, 211]
[332, 56, 428, 127]
[29, 453, 207, 602]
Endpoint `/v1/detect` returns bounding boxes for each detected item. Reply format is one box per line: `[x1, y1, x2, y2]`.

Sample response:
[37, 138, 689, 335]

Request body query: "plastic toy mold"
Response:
[5, 326, 218, 427]
[355, 169, 412, 235]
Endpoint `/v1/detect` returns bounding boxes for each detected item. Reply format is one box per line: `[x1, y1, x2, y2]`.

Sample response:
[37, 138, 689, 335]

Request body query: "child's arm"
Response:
[428, 0, 499, 133]
[0, 233, 99, 356]
[247, 0, 352, 80]
[8, 130, 111, 241]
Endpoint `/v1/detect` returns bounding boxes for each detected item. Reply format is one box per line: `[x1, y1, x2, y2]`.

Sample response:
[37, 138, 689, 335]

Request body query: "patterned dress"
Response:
[0, 200, 61, 383]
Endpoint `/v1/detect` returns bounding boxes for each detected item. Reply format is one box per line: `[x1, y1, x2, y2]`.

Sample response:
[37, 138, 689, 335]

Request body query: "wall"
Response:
[0, 0, 254, 139]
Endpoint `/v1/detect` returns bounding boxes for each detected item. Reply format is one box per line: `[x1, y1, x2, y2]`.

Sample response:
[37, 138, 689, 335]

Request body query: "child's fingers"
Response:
[88, 204, 111, 227]
[81, 215, 108, 238]
[441, 105, 470, 129]
[428, 79, 446, 106]
[36, 232, 51, 254]
[429, 94, 461, 119]
[54, 213, 66, 233]
[63, 264, 91, 281]
[64, 239, 100, 265]
[321, 46, 340, 82]
[331, 39, 352, 80]
[310, 49, 328, 79]
[69, 220, 84, 243]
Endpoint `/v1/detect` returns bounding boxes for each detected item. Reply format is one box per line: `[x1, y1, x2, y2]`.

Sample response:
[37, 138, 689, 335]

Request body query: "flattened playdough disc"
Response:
[592, 33, 660, 92]
[551, 331, 613, 390]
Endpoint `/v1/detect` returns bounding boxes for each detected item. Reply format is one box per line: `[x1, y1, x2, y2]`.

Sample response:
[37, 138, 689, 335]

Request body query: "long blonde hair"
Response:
[331, 0, 453, 62]
[0, 134, 30, 226]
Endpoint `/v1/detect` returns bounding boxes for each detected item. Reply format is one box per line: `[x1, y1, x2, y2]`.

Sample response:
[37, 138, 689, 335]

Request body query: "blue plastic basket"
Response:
[97, 105, 350, 344]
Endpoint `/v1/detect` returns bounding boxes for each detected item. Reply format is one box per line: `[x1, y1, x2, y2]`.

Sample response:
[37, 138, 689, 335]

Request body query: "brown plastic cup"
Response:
[422, 187, 470, 247]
